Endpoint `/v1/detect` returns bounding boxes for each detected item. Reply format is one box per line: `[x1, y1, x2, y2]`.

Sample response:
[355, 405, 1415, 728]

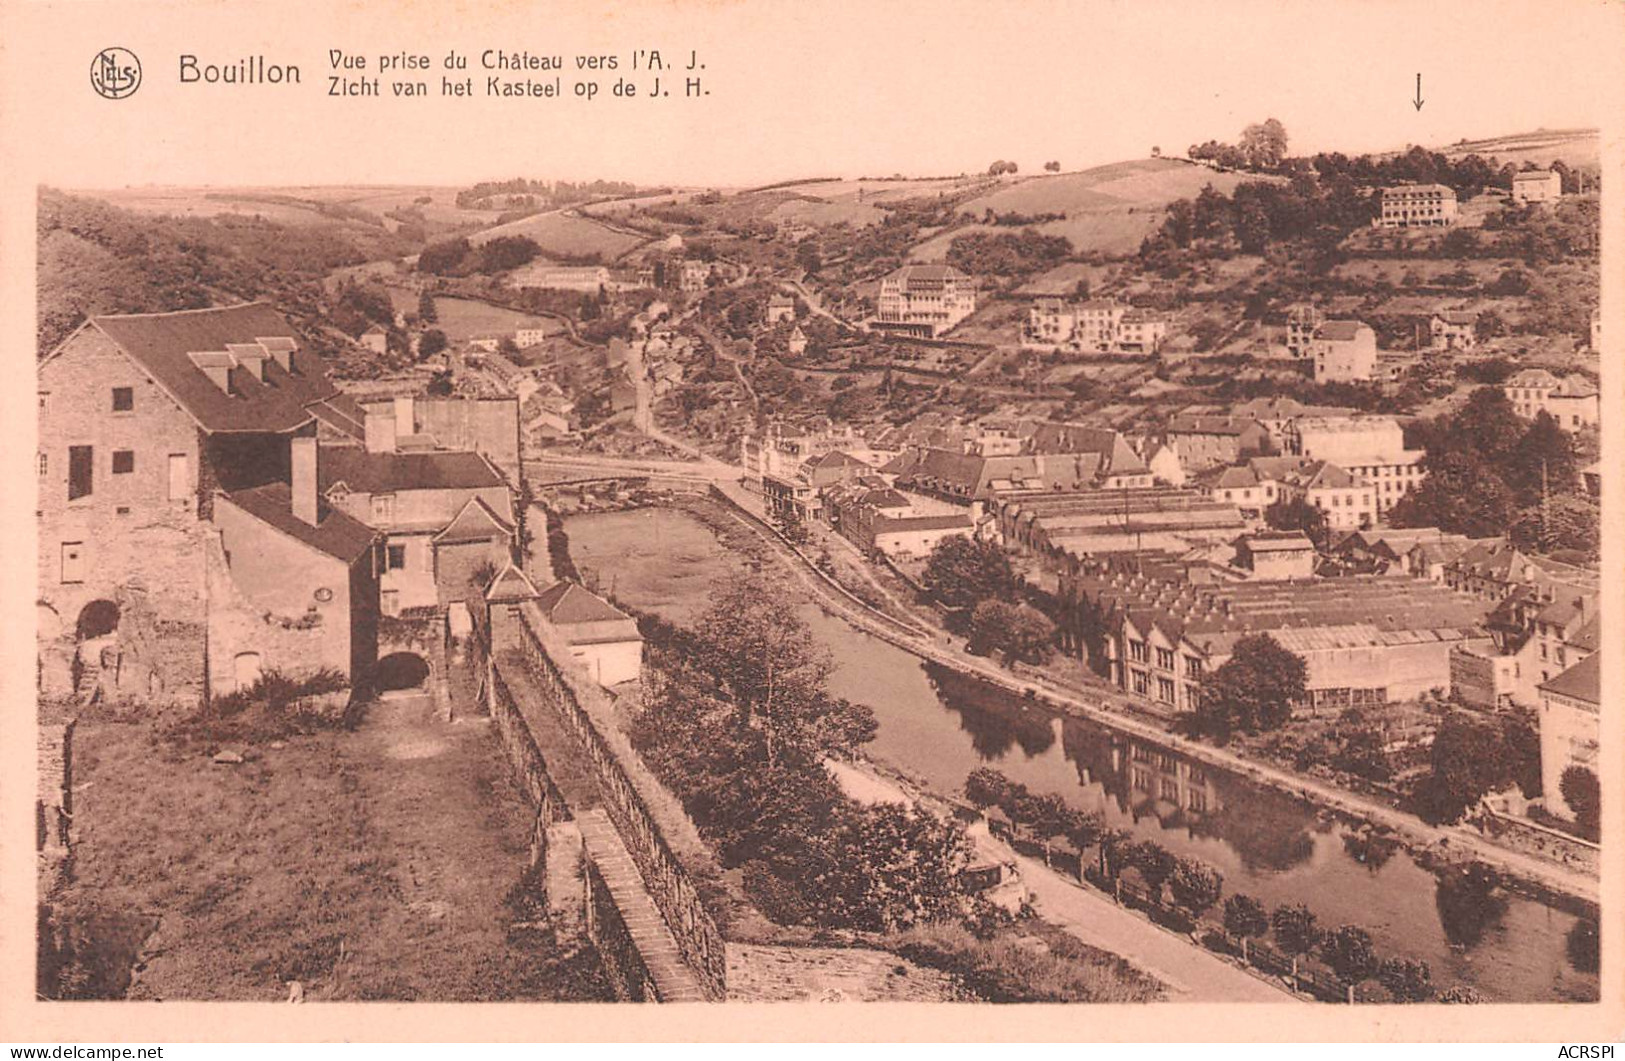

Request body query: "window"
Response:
[372, 494, 395, 522]
[112, 450, 134, 474]
[68, 446, 93, 500]
[1128, 639, 1148, 663]
[386, 544, 407, 570]
[1131, 670, 1149, 695]
[167, 454, 188, 500]
[60, 542, 85, 584]
[1156, 647, 1175, 670]
[37, 453, 46, 478]
[1157, 677, 1175, 703]
[112, 387, 134, 412]
[1185, 656, 1203, 678]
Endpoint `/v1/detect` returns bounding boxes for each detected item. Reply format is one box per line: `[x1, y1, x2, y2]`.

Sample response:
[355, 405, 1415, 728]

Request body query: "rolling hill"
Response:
[1434, 128, 1598, 170]
[909, 157, 1279, 260]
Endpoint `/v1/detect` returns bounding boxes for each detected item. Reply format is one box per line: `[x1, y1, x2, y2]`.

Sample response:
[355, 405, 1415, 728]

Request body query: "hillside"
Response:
[1435, 128, 1598, 170]
[468, 208, 648, 261]
[910, 158, 1278, 259]
[36, 189, 410, 354]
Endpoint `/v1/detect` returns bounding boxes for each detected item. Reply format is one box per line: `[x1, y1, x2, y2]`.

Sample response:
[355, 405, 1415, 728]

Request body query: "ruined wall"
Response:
[486, 663, 568, 824]
[37, 331, 211, 706]
[511, 605, 729, 999]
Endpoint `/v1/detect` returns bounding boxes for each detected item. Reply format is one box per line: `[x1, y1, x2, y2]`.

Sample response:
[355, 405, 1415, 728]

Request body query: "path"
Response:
[1009, 850, 1290, 1002]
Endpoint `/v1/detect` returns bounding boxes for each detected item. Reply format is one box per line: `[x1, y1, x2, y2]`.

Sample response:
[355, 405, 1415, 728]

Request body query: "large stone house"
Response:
[37, 302, 382, 705]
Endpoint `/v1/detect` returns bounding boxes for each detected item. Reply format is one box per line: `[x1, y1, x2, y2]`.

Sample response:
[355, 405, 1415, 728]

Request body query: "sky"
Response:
[6, 0, 1623, 187]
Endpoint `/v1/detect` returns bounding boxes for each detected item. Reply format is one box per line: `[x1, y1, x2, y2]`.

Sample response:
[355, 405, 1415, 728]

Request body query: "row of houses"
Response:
[1374, 170, 1566, 230]
[1023, 299, 1169, 355]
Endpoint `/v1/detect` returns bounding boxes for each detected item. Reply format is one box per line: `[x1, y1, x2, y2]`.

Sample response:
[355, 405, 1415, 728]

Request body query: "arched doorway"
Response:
[376, 651, 431, 694]
[75, 600, 120, 641]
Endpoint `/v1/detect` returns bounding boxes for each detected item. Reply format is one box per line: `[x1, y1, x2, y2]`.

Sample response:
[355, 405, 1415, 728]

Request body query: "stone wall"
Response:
[486, 662, 567, 826]
[511, 605, 730, 999]
[583, 857, 657, 1001]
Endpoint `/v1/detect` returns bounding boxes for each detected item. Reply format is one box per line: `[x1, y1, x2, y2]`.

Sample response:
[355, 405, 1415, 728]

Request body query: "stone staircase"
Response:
[573, 808, 706, 1002]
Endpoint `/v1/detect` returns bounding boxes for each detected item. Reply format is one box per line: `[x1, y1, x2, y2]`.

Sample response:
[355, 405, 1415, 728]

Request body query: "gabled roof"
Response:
[221, 482, 379, 564]
[485, 563, 541, 602]
[1314, 320, 1369, 342]
[884, 263, 969, 284]
[535, 580, 634, 625]
[434, 495, 516, 544]
[1433, 310, 1478, 325]
[1538, 652, 1599, 704]
[806, 450, 871, 472]
[71, 303, 343, 434]
[318, 447, 506, 495]
[1505, 368, 1561, 388]
[1302, 461, 1368, 490]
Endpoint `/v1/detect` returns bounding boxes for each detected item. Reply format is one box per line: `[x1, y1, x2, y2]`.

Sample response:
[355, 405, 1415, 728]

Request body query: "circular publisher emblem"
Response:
[91, 47, 142, 99]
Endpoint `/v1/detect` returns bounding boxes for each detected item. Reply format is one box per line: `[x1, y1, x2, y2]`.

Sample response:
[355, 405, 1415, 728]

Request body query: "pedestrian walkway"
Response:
[574, 808, 707, 1002]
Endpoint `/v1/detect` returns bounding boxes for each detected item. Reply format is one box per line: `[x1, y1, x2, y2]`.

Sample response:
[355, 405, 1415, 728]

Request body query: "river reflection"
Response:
[563, 506, 1600, 1002]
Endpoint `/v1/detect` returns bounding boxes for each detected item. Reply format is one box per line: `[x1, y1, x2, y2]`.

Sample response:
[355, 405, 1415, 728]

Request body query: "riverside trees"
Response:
[633, 573, 966, 932]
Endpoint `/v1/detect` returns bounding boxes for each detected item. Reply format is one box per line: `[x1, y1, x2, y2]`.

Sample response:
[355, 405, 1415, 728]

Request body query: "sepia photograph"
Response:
[5, 0, 1622, 1043]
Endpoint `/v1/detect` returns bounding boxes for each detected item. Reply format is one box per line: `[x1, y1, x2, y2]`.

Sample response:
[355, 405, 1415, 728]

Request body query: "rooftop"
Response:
[221, 482, 379, 564]
[320, 448, 506, 495]
[536, 581, 638, 628]
[69, 303, 344, 435]
[1538, 652, 1599, 704]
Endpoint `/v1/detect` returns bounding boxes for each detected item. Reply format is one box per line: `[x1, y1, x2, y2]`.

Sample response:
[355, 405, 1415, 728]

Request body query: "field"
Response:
[1435, 128, 1599, 171]
[909, 159, 1283, 258]
[385, 291, 553, 341]
[45, 702, 610, 1001]
[469, 209, 648, 260]
[86, 185, 505, 231]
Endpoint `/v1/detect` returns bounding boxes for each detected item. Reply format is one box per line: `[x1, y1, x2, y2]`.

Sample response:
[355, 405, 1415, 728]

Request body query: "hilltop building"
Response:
[534, 580, 644, 688]
[1377, 184, 1458, 228]
[874, 264, 977, 338]
[1430, 310, 1479, 351]
[765, 293, 797, 325]
[1024, 299, 1166, 354]
[1309, 320, 1378, 383]
[1285, 304, 1323, 358]
[1511, 169, 1564, 204]
[1502, 369, 1599, 429]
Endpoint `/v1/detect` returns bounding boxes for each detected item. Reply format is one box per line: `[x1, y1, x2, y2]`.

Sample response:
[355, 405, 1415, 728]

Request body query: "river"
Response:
[563, 505, 1600, 1003]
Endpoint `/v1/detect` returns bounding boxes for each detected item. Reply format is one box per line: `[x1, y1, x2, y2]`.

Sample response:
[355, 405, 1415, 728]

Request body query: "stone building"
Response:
[1309, 320, 1378, 383]
[36, 302, 372, 707]
[874, 264, 976, 338]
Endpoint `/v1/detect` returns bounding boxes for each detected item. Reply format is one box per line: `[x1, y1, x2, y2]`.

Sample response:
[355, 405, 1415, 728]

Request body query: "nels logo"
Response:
[91, 47, 142, 99]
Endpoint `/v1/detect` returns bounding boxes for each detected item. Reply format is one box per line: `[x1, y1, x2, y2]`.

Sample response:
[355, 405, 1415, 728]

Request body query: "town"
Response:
[35, 124, 1601, 1007]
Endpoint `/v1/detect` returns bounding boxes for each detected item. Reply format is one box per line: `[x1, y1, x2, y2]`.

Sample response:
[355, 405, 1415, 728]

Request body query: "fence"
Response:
[513, 604, 730, 999]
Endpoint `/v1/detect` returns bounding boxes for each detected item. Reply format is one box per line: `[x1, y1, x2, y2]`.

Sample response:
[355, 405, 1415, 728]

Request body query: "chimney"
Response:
[393, 394, 415, 438]
[365, 409, 397, 453]
[291, 436, 319, 526]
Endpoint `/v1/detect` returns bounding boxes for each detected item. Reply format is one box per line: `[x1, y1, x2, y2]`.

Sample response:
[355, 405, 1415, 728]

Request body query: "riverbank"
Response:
[691, 485, 1600, 911]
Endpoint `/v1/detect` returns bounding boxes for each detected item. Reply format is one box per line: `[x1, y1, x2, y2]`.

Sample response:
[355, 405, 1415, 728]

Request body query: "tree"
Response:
[1436, 985, 1484, 1004]
[1454, 386, 1526, 465]
[1195, 634, 1308, 736]
[1263, 495, 1328, 547]
[963, 767, 1019, 811]
[1240, 118, 1289, 170]
[968, 600, 1056, 666]
[691, 574, 875, 766]
[794, 241, 822, 277]
[1559, 765, 1600, 838]
[1271, 904, 1321, 987]
[1126, 841, 1178, 904]
[1321, 925, 1380, 1003]
[1015, 792, 1073, 865]
[1510, 494, 1600, 559]
[417, 328, 448, 360]
[1387, 449, 1516, 539]
[1044, 160, 1061, 173]
[1223, 894, 1270, 963]
[1167, 857, 1224, 923]
[425, 368, 453, 396]
[1379, 957, 1434, 1003]
[1416, 711, 1534, 824]
[922, 536, 1016, 614]
[417, 290, 438, 323]
[1507, 411, 1577, 505]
